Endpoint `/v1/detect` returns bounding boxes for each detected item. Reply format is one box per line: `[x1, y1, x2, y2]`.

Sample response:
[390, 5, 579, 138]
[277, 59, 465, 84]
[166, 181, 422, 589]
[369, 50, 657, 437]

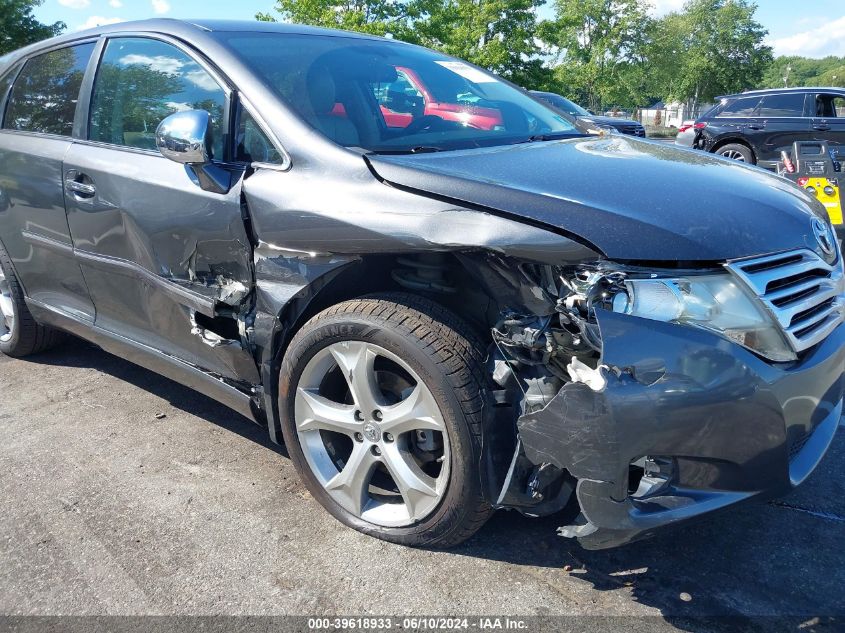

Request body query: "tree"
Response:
[759, 56, 845, 88]
[649, 0, 772, 112]
[412, 0, 551, 87]
[0, 0, 65, 56]
[256, 0, 413, 38]
[539, 0, 654, 113]
[257, 0, 551, 87]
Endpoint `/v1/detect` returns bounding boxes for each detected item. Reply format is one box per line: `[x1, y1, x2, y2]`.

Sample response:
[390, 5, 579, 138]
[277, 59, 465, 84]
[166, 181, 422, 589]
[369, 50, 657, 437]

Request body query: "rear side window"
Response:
[757, 93, 806, 117]
[716, 96, 762, 118]
[89, 38, 227, 158]
[3, 43, 95, 136]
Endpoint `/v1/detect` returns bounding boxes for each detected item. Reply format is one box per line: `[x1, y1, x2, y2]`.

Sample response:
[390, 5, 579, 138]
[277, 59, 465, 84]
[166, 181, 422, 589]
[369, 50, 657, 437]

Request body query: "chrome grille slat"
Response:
[726, 249, 845, 354]
[774, 283, 840, 328]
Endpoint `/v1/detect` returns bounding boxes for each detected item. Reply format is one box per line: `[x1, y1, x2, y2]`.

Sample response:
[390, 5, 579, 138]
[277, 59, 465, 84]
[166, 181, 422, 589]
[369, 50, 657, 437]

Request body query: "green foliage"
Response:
[760, 56, 845, 88]
[649, 0, 772, 110]
[255, 0, 789, 113]
[412, 0, 550, 86]
[0, 0, 64, 56]
[255, 0, 412, 37]
[538, 0, 653, 112]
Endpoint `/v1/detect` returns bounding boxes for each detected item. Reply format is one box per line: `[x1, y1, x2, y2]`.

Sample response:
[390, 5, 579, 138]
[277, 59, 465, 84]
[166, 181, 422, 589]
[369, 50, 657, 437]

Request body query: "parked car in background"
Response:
[371, 66, 503, 131]
[693, 87, 845, 168]
[675, 120, 697, 147]
[0, 20, 842, 553]
[531, 90, 646, 137]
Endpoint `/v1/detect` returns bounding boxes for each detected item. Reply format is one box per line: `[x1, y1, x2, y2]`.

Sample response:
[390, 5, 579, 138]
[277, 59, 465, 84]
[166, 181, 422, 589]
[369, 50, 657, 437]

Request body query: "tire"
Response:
[716, 143, 755, 164]
[0, 241, 64, 357]
[279, 293, 493, 548]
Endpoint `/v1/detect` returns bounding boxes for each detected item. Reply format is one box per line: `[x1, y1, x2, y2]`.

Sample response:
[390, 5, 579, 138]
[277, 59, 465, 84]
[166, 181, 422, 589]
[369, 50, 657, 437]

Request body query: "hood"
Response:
[367, 136, 829, 262]
[579, 115, 641, 128]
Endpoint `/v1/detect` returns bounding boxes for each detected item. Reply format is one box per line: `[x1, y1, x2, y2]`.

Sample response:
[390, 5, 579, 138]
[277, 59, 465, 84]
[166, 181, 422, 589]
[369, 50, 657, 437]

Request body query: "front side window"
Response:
[716, 97, 762, 118]
[4, 43, 95, 136]
[218, 33, 579, 153]
[757, 93, 806, 117]
[89, 38, 226, 157]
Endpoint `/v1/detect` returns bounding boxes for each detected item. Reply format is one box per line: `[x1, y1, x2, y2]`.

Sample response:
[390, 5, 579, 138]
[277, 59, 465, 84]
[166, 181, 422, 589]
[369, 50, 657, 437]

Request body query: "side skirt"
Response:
[26, 298, 261, 425]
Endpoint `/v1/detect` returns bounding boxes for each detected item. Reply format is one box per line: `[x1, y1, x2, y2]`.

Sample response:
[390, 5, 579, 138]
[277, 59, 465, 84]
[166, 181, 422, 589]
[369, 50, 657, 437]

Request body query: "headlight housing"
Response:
[612, 274, 796, 362]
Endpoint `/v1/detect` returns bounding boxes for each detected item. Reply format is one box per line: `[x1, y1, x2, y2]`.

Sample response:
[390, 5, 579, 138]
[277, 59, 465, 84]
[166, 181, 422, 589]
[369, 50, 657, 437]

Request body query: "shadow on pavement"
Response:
[23, 337, 287, 458]
[20, 337, 845, 629]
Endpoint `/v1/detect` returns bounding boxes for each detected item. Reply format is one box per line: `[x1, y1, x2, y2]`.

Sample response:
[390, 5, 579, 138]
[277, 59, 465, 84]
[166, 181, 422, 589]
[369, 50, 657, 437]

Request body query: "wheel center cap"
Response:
[362, 422, 381, 443]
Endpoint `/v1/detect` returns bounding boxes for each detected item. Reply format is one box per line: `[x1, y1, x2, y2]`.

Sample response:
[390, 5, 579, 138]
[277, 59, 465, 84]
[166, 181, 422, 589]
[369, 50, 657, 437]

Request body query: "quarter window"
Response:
[89, 38, 226, 158]
[757, 93, 806, 117]
[235, 109, 284, 165]
[716, 97, 762, 118]
[3, 43, 95, 136]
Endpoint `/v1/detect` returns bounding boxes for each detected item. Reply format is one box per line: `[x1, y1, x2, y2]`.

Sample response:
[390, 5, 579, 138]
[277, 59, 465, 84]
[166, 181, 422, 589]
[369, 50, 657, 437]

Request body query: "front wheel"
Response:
[279, 293, 493, 548]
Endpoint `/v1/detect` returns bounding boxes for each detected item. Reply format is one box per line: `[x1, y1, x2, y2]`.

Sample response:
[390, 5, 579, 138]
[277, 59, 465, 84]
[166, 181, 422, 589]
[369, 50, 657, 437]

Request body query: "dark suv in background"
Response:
[694, 87, 845, 168]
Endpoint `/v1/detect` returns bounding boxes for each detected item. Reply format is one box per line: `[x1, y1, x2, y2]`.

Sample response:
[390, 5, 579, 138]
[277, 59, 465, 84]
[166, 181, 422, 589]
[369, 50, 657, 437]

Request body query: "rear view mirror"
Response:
[156, 110, 212, 165]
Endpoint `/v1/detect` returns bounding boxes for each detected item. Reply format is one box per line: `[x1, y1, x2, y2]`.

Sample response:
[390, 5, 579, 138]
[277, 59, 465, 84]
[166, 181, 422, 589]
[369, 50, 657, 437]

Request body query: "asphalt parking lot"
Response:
[0, 337, 843, 631]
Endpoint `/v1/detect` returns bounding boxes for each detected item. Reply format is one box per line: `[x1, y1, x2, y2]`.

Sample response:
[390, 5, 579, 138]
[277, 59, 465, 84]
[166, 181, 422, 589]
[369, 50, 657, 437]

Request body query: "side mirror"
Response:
[156, 110, 212, 165]
[155, 110, 233, 195]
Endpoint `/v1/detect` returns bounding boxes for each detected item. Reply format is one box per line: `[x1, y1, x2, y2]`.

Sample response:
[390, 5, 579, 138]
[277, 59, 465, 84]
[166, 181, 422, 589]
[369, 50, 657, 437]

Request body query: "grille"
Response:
[621, 125, 646, 137]
[726, 249, 845, 353]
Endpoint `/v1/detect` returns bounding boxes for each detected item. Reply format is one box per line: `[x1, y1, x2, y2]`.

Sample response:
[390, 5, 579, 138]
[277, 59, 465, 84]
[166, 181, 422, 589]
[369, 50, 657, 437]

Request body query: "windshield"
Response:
[538, 93, 590, 117]
[218, 33, 580, 153]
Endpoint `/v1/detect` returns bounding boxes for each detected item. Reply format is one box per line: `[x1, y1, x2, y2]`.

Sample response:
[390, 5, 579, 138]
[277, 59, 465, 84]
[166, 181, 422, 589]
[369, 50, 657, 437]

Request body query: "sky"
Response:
[33, 0, 845, 59]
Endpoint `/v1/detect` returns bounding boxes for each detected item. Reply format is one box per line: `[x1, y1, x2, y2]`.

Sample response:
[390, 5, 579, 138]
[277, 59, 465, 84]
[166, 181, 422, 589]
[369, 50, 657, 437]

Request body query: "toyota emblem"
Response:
[813, 217, 836, 258]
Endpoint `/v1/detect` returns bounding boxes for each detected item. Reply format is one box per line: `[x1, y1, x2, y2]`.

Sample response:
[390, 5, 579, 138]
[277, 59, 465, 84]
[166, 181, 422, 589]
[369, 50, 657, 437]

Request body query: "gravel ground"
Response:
[0, 338, 843, 631]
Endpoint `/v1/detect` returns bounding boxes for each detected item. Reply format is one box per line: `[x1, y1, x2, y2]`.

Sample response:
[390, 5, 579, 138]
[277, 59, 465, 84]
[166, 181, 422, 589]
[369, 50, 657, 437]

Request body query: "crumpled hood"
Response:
[367, 136, 828, 262]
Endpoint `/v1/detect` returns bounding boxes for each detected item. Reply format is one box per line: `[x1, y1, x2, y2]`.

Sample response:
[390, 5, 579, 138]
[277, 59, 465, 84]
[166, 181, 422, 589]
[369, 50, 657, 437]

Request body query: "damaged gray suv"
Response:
[1, 20, 843, 550]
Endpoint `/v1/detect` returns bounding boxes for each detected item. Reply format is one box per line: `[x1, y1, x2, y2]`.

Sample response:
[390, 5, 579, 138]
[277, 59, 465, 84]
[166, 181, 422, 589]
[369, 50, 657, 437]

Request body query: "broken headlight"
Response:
[612, 275, 796, 362]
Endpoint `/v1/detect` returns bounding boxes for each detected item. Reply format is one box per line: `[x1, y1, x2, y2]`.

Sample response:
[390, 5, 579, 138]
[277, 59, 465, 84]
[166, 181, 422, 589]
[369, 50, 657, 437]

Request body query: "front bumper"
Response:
[517, 310, 845, 549]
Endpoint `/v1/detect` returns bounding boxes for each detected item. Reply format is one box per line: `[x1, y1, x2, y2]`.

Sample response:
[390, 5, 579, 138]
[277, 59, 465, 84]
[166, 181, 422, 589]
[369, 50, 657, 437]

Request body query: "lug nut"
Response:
[373, 410, 383, 422]
[354, 410, 365, 422]
[383, 432, 394, 443]
[371, 446, 382, 457]
[354, 432, 364, 442]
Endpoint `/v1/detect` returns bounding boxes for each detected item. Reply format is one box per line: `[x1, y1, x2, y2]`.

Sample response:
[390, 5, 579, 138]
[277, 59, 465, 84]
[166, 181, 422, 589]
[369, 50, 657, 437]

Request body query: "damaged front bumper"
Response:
[517, 309, 845, 549]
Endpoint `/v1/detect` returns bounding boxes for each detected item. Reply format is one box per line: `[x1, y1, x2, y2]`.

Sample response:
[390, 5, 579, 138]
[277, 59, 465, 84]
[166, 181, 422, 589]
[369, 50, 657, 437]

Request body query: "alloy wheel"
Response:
[720, 149, 746, 161]
[0, 268, 15, 343]
[294, 341, 450, 527]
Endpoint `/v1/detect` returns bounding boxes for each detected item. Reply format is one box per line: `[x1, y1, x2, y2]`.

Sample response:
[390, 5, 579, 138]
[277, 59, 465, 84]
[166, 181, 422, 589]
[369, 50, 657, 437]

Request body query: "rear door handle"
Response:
[65, 171, 96, 199]
[814, 124, 831, 131]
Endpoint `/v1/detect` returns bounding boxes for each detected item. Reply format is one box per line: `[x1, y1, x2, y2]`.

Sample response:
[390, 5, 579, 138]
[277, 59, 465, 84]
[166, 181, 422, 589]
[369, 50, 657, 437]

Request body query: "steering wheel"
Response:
[403, 115, 449, 135]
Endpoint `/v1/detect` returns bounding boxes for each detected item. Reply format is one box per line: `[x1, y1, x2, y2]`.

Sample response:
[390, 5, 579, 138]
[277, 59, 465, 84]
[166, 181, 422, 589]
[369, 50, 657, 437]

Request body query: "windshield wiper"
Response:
[371, 146, 446, 155]
[517, 132, 583, 144]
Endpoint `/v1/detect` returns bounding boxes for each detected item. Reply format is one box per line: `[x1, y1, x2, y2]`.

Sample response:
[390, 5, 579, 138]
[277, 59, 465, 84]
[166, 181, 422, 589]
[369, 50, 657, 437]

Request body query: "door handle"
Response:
[814, 124, 831, 131]
[65, 171, 96, 199]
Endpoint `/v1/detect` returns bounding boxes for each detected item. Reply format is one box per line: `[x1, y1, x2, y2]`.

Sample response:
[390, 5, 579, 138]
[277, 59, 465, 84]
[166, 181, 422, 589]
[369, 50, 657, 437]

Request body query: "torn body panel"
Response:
[517, 309, 845, 549]
[61, 143, 258, 384]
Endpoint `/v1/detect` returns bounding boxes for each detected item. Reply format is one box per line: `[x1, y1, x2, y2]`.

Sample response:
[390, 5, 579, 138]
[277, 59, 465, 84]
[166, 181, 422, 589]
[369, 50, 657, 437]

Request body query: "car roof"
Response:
[1, 18, 391, 67]
[717, 87, 845, 100]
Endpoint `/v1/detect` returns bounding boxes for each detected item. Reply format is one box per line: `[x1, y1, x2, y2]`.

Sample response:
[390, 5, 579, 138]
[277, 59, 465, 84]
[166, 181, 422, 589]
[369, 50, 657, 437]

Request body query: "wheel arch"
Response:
[710, 137, 757, 163]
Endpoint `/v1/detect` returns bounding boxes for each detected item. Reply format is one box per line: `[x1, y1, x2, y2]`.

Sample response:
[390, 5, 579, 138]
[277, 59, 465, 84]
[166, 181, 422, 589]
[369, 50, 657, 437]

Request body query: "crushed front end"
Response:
[482, 247, 845, 549]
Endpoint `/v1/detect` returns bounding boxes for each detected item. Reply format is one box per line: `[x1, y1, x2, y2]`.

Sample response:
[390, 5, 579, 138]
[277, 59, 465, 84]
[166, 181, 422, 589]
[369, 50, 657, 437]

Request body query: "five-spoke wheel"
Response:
[295, 341, 450, 526]
[280, 294, 492, 548]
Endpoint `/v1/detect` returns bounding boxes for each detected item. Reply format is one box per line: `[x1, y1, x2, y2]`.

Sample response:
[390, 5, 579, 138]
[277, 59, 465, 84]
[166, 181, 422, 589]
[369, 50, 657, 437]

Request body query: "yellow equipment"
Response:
[779, 141, 843, 231]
